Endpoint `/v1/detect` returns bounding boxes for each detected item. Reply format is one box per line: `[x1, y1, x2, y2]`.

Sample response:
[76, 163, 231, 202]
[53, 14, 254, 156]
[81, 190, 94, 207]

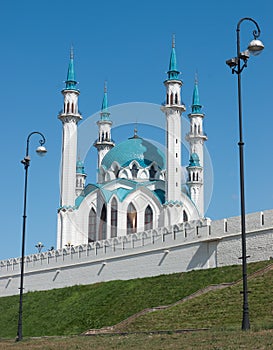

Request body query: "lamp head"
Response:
[248, 39, 264, 56]
[239, 50, 250, 60]
[36, 145, 47, 157]
[226, 57, 238, 68]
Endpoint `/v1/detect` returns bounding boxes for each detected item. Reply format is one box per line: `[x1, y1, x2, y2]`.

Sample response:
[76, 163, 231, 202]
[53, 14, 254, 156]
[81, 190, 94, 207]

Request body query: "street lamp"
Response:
[35, 242, 44, 253]
[16, 131, 47, 342]
[226, 18, 264, 331]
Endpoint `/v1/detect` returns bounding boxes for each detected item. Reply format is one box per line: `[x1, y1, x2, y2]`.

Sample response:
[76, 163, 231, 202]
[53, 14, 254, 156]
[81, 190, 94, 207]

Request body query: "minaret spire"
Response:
[101, 81, 110, 119]
[168, 34, 180, 80]
[65, 45, 77, 90]
[192, 72, 202, 114]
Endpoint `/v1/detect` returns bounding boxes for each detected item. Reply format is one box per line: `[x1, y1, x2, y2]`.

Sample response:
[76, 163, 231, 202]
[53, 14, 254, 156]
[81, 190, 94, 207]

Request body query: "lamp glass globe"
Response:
[248, 39, 264, 56]
[36, 146, 47, 157]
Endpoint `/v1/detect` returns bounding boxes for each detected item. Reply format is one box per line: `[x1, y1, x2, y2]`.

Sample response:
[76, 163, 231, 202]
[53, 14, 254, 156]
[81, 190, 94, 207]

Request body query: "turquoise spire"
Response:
[167, 34, 180, 80]
[65, 46, 78, 90]
[101, 81, 108, 111]
[191, 74, 202, 113]
[100, 81, 110, 121]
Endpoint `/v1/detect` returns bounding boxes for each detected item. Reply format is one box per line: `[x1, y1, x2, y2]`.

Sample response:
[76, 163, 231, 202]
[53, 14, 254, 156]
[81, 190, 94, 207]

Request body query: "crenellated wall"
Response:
[1, 210, 273, 297]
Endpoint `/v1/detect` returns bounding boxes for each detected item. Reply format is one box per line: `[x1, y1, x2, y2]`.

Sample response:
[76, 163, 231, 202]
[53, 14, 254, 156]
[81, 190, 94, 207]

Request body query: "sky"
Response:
[0, 0, 272, 260]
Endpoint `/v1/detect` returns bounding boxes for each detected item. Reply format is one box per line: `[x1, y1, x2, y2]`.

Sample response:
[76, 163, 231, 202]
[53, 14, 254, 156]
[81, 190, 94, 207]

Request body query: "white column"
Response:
[166, 109, 182, 201]
[60, 120, 78, 206]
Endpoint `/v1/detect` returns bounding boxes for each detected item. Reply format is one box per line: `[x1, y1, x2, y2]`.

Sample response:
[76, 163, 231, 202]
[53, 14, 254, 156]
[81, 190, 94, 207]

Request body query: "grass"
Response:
[1, 330, 273, 349]
[0, 260, 271, 340]
[118, 268, 273, 332]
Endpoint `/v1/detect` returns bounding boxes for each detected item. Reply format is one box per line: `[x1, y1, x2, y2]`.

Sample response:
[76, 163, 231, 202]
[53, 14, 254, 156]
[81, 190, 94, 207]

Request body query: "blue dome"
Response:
[101, 137, 165, 170]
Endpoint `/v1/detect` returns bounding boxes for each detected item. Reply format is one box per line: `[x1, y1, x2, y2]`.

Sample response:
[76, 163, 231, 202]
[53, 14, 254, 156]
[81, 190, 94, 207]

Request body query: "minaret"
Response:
[161, 36, 186, 202]
[58, 47, 82, 207]
[94, 82, 115, 181]
[76, 159, 87, 196]
[186, 76, 207, 216]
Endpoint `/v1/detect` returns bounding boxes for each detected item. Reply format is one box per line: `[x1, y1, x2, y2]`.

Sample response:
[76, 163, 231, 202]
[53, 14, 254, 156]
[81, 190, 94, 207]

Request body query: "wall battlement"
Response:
[1, 209, 273, 296]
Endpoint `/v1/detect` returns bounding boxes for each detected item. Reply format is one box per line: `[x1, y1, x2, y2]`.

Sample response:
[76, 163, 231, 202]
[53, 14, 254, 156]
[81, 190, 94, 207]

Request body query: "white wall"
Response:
[1, 210, 273, 297]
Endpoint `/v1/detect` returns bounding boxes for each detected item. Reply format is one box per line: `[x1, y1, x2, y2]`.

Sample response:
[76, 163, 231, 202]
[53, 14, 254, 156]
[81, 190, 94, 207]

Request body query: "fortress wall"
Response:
[0, 210, 272, 297]
[216, 229, 273, 267]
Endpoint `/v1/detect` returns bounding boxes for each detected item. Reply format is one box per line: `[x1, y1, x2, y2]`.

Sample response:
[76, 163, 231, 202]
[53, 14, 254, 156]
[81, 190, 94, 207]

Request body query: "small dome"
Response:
[189, 153, 200, 167]
[101, 137, 165, 170]
[76, 160, 85, 174]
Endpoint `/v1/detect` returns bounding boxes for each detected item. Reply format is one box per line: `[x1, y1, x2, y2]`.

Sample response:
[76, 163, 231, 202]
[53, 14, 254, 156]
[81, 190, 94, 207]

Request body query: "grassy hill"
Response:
[0, 260, 272, 339]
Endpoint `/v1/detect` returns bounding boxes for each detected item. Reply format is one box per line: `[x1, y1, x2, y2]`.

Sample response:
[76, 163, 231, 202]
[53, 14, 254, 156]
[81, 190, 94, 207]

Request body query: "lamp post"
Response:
[226, 18, 264, 331]
[35, 242, 44, 253]
[16, 131, 47, 342]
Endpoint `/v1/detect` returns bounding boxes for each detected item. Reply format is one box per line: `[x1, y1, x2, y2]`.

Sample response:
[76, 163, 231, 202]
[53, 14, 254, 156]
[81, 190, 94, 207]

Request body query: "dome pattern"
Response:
[101, 137, 165, 170]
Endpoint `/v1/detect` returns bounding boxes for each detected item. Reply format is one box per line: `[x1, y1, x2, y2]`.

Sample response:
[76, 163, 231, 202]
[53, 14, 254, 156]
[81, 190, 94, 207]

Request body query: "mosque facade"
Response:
[57, 40, 207, 249]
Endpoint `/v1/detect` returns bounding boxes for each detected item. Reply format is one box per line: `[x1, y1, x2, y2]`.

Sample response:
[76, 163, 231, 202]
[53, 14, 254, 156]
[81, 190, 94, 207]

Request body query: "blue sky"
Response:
[0, 0, 272, 259]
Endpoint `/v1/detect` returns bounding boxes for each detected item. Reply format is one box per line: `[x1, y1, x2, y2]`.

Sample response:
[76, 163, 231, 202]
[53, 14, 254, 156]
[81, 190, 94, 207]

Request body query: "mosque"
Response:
[57, 39, 208, 249]
[2, 39, 272, 297]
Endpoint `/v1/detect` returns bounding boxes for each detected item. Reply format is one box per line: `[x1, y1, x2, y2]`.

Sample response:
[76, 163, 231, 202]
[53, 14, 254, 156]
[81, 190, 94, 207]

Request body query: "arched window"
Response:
[98, 204, 107, 240]
[144, 205, 153, 230]
[111, 198, 118, 238]
[149, 165, 157, 179]
[112, 164, 119, 178]
[131, 163, 139, 179]
[183, 210, 188, 222]
[127, 203, 137, 234]
[88, 208, 96, 242]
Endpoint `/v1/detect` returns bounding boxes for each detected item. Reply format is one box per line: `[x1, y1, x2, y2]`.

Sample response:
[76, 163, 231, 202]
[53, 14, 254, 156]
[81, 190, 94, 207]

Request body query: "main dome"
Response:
[101, 136, 166, 170]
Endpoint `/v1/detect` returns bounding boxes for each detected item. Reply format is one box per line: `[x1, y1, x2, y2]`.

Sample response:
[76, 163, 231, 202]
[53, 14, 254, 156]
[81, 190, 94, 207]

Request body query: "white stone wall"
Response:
[1, 210, 273, 297]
